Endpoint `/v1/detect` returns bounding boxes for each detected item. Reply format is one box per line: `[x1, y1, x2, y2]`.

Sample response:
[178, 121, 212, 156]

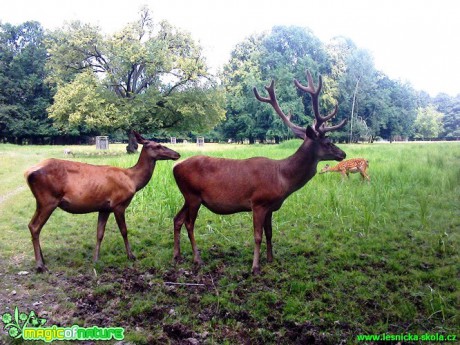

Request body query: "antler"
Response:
[254, 70, 346, 138]
[294, 70, 347, 135]
[253, 81, 306, 139]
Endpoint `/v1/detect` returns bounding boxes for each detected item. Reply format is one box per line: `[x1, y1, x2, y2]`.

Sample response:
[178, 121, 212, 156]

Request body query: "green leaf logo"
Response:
[1, 307, 47, 339]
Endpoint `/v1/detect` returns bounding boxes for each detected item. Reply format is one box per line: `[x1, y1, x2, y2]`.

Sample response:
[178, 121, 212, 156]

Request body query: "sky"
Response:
[1, 0, 459, 96]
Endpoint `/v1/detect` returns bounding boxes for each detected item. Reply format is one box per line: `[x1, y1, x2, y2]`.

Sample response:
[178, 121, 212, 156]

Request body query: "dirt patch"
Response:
[1, 265, 359, 344]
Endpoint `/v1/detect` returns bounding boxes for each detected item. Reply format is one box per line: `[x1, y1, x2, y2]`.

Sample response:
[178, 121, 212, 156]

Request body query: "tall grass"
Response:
[0, 141, 458, 343]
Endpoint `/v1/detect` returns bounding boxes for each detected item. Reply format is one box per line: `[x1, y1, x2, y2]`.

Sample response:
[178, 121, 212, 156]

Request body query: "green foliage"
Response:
[46, 7, 225, 137]
[0, 21, 56, 143]
[2, 17, 458, 145]
[434, 93, 460, 139]
[220, 26, 426, 143]
[48, 71, 124, 133]
[221, 26, 331, 143]
[414, 105, 444, 139]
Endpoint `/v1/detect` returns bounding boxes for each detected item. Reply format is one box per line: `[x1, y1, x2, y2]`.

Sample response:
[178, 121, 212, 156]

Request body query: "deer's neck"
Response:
[130, 149, 156, 191]
[330, 165, 341, 172]
[280, 140, 319, 195]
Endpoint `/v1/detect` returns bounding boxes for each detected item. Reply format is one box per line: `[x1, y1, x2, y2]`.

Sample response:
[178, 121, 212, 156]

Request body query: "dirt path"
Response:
[0, 186, 27, 205]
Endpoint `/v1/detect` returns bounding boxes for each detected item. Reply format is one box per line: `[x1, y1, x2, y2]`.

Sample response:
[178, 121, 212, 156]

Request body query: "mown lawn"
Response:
[0, 141, 459, 344]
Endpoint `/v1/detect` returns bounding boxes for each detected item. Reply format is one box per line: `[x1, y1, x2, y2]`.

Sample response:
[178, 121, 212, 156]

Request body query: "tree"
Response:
[336, 48, 380, 142]
[222, 27, 419, 144]
[220, 26, 426, 143]
[0, 21, 56, 143]
[222, 26, 336, 143]
[433, 93, 460, 139]
[46, 7, 225, 152]
[260, 26, 333, 141]
[413, 105, 443, 139]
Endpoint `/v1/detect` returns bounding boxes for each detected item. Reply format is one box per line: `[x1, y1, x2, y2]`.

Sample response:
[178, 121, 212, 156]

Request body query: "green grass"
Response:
[0, 141, 459, 344]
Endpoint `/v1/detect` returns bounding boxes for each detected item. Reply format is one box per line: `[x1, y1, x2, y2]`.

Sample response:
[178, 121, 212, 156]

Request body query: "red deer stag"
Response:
[320, 158, 370, 181]
[173, 70, 347, 274]
[25, 132, 180, 272]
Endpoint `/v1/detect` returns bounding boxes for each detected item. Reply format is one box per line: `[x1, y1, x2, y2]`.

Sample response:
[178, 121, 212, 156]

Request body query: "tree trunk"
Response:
[126, 131, 139, 154]
[349, 76, 361, 144]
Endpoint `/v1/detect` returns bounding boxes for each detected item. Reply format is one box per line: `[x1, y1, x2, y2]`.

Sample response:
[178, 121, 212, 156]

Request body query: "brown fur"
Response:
[173, 129, 346, 274]
[173, 71, 347, 274]
[24, 132, 180, 272]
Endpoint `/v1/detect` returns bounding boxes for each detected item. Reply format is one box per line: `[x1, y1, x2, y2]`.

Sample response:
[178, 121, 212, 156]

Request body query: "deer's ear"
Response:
[305, 126, 318, 140]
[133, 131, 148, 145]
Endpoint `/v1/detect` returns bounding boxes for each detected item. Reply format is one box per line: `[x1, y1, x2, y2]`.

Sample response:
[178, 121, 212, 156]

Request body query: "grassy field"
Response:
[0, 141, 459, 344]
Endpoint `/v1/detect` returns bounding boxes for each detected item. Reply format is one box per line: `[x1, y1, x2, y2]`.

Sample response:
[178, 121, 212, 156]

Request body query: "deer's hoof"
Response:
[173, 255, 183, 264]
[252, 266, 261, 275]
[193, 259, 203, 267]
[36, 265, 49, 273]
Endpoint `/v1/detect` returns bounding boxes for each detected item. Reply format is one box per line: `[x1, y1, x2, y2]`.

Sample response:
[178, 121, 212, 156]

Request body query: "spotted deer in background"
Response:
[320, 158, 370, 181]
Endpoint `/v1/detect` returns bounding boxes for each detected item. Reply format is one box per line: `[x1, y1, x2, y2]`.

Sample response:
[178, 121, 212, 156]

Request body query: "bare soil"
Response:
[0, 265, 354, 344]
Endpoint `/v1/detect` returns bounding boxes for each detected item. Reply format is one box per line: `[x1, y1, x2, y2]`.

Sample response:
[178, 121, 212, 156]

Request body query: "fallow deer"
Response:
[320, 158, 370, 181]
[173, 70, 347, 274]
[24, 131, 180, 272]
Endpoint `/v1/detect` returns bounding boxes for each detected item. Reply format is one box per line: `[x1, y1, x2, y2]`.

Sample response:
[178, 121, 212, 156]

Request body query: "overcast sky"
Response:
[1, 0, 459, 96]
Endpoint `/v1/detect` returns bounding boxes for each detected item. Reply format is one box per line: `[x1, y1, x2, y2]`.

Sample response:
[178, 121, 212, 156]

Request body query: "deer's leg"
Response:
[28, 203, 57, 272]
[359, 168, 370, 181]
[114, 209, 135, 260]
[173, 204, 187, 262]
[252, 206, 268, 275]
[94, 211, 110, 262]
[184, 201, 202, 265]
[264, 211, 274, 263]
[364, 169, 370, 181]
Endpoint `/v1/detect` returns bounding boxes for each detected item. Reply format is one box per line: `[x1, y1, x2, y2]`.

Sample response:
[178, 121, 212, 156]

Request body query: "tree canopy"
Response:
[0, 14, 458, 145]
[220, 26, 425, 143]
[413, 105, 444, 140]
[0, 21, 56, 143]
[46, 7, 225, 150]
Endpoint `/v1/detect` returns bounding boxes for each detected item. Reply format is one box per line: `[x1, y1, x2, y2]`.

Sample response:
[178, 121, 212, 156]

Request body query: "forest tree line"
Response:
[1, 8, 459, 148]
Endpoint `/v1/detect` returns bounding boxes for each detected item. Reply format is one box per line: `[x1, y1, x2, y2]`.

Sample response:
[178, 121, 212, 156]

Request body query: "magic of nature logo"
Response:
[2, 307, 124, 342]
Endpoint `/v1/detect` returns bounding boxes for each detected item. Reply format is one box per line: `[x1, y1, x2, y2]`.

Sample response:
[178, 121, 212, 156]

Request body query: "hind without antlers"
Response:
[173, 70, 347, 274]
[25, 131, 180, 272]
